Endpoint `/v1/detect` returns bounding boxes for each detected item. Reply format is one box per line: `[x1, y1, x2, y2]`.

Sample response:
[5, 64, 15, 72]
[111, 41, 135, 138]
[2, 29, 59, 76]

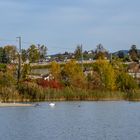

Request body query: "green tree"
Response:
[95, 44, 108, 59]
[4, 45, 17, 63]
[116, 72, 138, 91]
[21, 64, 31, 80]
[21, 49, 28, 63]
[74, 45, 82, 60]
[28, 45, 40, 63]
[118, 51, 125, 59]
[0, 47, 4, 63]
[38, 45, 47, 60]
[111, 58, 125, 72]
[0, 67, 16, 87]
[0, 64, 7, 72]
[129, 45, 139, 62]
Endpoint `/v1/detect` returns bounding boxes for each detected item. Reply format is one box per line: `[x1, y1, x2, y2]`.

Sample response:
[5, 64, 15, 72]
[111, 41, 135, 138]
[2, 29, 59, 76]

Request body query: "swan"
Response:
[49, 102, 55, 107]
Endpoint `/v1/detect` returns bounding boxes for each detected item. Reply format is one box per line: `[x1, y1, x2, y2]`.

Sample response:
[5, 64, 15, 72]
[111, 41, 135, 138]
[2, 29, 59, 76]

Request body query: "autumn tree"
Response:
[50, 61, 61, 80]
[62, 60, 85, 88]
[93, 59, 116, 90]
[21, 64, 31, 80]
[111, 58, 125, 72]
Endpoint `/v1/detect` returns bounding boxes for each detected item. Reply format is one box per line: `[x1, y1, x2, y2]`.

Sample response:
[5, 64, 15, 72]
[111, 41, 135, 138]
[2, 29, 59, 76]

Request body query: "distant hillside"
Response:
[113, 50, 129, 56]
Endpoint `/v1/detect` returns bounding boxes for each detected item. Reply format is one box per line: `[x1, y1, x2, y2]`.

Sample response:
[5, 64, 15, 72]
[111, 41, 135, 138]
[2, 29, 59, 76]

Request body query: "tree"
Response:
[3, 45, 17, 63]
[0, 66, 16, 87]
[87, 71, 102, 89]
[93, 59, 116, 90]
[118, 51, 125, 59]
[21, 64, 31, 80]
[62, 60, 85, 87]
[95, 44, 108, 59]
[95, 51, 106, 59]
[111, 58, 125, 72]
[116, 72, 138, 91]
[50, 61, 61, 80]
[21, 49, 28, 63]
[28, 45, 40, 63]
[38, 45, 47, 60]
[129, 45, 139, 62]
[0, 47, 4, 63]
[74, 45, 82, 60]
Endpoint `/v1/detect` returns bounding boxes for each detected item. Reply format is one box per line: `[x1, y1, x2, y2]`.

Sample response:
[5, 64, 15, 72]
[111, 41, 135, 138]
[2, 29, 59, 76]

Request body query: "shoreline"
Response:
[1, 98, 140, 103]
[0, 99, 140, 107]
[0, 103, 33, 107]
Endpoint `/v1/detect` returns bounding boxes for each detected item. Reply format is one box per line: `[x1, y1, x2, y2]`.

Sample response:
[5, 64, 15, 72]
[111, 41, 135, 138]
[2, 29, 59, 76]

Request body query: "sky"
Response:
[0, 0, 140, 54]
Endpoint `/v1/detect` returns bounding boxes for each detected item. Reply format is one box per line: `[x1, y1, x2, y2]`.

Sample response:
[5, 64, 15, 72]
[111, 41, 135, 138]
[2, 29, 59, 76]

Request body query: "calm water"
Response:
[0, 101, 140, 140]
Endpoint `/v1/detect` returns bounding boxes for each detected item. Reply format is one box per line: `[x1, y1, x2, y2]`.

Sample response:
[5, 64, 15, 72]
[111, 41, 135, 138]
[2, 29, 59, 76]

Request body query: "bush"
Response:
[0, 72, 16, 87]
[37, 79, 62, 89]
[116, 72, 138, 92]
[17, 82, 45, 101]
[0, 64, 7, 72]
[0, 86, 18, 102]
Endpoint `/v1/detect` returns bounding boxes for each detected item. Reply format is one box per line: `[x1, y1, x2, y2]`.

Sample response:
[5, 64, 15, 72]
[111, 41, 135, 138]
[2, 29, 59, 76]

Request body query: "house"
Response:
[42, 74, 54, 81]
[83, 67, 93, 76]
[127, 63, 140, 79]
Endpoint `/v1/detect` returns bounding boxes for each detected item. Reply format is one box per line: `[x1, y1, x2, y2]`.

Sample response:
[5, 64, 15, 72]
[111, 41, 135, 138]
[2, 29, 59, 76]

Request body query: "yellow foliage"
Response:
[94, 59, 116, 90]
[63, 60, 85, 88]
[50, 61, 61, 80]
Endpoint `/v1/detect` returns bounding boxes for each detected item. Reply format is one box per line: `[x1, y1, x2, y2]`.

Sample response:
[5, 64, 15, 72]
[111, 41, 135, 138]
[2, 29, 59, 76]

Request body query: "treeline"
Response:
[0, 44, 47, 63]
[74, 44, 140, 62]
[0, 43, 139, 64]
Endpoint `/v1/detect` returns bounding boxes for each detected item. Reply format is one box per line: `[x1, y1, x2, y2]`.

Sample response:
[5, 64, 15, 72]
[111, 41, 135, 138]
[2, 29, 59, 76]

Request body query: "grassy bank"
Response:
[0, 82, 140, 102]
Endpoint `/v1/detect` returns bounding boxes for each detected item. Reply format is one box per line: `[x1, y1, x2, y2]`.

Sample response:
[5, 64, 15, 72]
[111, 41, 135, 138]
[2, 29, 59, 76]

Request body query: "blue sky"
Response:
[0, 0, 140, 54]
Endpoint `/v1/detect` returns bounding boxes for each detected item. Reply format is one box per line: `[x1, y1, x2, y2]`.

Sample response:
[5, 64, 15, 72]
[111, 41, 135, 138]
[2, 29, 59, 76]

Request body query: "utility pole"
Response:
[81, 44, 84, 72]
[110, 53, 112, 63]
[16, 37, 21, 83]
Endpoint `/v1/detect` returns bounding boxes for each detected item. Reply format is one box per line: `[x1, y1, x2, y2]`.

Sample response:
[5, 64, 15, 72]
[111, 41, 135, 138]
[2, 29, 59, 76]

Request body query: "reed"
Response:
[0, 83, 140, 102]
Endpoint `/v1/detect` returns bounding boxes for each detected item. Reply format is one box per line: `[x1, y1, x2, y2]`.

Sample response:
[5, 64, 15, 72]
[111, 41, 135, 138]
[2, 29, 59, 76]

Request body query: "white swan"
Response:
[49, 102, 55, 107]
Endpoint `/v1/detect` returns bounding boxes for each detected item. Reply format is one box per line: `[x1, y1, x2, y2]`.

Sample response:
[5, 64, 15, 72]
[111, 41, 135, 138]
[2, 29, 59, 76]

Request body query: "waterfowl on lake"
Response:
[49, 103, 56, 107]
[34, 103, 40, 107]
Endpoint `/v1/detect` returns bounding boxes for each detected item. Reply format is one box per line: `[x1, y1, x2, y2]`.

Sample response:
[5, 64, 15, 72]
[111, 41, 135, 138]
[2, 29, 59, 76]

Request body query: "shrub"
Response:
[116, 72, 138, 92]
[0, 86, 18, 102]
[17, 82, 45, 101]
[37, 79, 62, 89]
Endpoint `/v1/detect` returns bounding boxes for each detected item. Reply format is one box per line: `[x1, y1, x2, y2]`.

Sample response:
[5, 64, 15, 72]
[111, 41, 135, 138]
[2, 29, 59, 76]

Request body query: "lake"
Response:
[0, 101, 140, 140]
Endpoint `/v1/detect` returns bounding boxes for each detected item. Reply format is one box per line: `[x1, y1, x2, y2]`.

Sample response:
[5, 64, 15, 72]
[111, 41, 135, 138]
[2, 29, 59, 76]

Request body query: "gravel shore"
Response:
[0, 103, 33, 107]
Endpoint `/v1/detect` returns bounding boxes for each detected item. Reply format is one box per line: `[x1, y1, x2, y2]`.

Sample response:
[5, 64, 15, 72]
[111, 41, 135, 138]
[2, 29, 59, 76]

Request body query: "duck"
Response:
[34, 103, 40, 107]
